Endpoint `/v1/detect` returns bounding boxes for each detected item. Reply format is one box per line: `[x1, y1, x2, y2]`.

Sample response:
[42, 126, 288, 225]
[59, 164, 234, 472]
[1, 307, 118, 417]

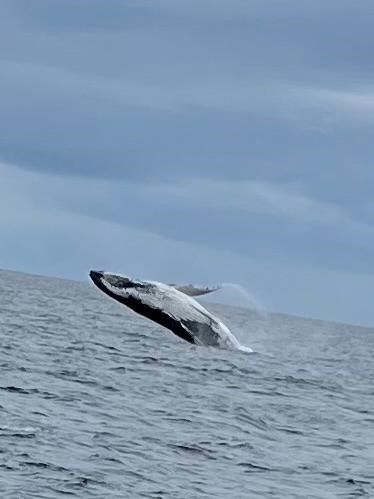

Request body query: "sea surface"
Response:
[0, 269, 373, 498]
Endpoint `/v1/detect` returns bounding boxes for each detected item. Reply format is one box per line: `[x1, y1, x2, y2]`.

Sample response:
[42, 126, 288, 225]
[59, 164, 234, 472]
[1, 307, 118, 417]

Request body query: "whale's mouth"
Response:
[89, 270, 113, 297]
[89, 270, 104, 285]
[89, 270, 133, 307]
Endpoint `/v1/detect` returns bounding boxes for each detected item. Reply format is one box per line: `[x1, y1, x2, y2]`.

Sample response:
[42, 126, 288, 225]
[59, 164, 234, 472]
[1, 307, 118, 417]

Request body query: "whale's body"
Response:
[89, 270, 252, 351]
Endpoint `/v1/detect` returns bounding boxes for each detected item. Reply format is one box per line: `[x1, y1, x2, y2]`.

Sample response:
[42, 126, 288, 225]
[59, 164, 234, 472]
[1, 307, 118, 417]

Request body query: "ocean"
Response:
[0, 269, 373, 498]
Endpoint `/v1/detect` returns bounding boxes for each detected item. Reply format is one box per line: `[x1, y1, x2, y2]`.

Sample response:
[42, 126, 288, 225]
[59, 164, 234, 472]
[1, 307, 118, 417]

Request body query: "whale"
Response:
[89, 270, 252, 352]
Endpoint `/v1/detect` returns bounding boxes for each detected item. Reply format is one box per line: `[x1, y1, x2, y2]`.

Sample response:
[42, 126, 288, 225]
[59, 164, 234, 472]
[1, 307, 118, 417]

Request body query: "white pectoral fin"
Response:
[237, 344, 253, 353]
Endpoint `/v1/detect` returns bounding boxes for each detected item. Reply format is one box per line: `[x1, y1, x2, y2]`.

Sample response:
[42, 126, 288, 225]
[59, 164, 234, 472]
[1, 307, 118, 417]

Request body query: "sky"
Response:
[1, 0, 374, 326]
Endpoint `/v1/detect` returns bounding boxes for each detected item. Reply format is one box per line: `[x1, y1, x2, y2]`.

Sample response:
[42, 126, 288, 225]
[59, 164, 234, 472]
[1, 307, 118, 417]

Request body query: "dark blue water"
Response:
[0, 269, 373, 498]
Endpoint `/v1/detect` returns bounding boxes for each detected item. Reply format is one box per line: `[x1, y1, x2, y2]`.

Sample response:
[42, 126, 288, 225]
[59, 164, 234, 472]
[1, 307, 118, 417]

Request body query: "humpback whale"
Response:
[89, 270, 252, 352]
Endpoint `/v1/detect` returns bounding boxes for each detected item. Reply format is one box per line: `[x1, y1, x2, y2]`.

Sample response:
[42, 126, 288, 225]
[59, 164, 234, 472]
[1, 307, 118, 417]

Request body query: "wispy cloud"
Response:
[2, 159, 374, 325]
[1, 1, 374, 325]
[0, 161, 360, 230]
[291, 85, 374, 124]
[148, 178, 371, 232]
[2, 161, 373, 268]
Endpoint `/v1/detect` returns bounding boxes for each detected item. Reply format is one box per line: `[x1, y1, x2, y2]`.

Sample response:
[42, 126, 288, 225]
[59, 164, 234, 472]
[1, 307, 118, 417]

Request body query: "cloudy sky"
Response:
[1, 0, 374, 325]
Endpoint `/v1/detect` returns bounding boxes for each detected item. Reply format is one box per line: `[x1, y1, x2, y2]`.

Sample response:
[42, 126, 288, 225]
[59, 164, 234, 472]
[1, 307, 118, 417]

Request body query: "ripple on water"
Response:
[0, 269, 373, 498]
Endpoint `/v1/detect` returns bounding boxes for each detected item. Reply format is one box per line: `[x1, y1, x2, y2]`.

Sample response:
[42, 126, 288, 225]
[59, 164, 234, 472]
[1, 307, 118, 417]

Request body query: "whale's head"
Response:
[89, 270, 149, 304]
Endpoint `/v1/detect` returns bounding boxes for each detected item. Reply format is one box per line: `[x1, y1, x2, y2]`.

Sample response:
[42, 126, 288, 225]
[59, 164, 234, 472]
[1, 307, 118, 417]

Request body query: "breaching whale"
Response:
[89, 270, 252, 352]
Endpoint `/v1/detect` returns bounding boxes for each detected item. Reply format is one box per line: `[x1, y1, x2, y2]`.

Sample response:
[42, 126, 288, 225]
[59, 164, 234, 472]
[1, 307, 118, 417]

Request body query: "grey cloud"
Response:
[2, 162, 373, 277]
[2, 160, 374, 326]
[1, 57, 374, 207]
[10, 0, 374, 78]
[1, 0, 374, 203]
[1, 1, 374, 325]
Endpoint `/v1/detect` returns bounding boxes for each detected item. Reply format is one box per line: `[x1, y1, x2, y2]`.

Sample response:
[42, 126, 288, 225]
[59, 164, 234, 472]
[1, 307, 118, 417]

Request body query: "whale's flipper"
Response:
[169, 284, 221, 297]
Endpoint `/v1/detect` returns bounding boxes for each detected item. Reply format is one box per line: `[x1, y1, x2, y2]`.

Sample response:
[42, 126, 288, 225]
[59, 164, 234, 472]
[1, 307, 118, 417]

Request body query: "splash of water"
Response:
[216, 282, 268, 318]
[196, 281, 268, 352]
